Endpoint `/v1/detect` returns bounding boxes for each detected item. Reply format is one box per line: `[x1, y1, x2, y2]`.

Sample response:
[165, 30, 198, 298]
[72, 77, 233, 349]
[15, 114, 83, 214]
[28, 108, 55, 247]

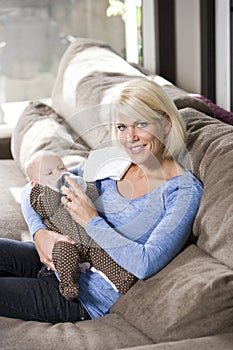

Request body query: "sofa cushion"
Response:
[51, 37, 145, 149]
[0, 313, 151, 350]
[179, 108, 233, 269]
[51, 37, 145, 118]
[11, 101, 89, 175]
[0, 160, 29, 241]
[120, 333, 233, 350]
[111, 244, 233, 343]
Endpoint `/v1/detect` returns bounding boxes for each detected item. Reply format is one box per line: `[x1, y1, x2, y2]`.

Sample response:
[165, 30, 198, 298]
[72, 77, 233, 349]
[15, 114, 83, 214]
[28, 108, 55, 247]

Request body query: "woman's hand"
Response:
[61, 176, 98, 228]
[34, 228, 75, 271]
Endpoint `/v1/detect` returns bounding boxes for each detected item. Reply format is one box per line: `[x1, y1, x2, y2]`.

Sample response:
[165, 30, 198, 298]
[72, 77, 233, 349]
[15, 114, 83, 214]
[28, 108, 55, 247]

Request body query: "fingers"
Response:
[45, 261, 56, 272]
[61, 176, 83, 198]
[60, 195, 75, 214]
[56, 233, 76, 245]
[60, 176, 97, 227]
[61, 176, 86, 210]
[40, 254, 56, 271]
[40, 234, 75, 271]
[34, 229, 75, 272]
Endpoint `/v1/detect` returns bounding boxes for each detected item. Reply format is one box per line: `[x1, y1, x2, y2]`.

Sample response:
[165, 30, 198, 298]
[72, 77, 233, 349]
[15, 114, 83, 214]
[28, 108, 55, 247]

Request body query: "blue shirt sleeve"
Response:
[85, 181, 203, 280]
[21, 183, 47, 239]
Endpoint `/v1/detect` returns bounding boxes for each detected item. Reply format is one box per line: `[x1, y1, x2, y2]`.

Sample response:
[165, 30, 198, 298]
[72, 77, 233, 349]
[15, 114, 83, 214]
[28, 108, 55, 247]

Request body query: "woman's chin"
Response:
[128, 152, 147, 165]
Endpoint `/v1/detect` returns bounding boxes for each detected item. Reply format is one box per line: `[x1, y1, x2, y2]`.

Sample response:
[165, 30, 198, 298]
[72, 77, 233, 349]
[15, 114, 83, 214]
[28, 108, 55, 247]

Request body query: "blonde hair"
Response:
[112, 77, 186, 159]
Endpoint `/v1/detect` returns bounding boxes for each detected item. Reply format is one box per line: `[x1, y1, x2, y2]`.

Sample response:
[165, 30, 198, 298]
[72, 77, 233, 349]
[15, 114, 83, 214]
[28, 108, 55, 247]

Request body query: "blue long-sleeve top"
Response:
[21, 163, 203, 319]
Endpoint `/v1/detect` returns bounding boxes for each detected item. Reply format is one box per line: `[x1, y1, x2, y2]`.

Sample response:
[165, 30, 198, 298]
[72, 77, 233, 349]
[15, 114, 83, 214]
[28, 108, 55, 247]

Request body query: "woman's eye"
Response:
[46, 171, 52, 176]
[135, 121, 148, 129]
[59, 167, 66, 171]
[117, 125, 126, 132]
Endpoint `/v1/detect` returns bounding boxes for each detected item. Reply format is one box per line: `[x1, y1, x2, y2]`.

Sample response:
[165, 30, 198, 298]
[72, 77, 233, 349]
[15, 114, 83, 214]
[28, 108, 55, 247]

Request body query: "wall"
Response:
[142, 0, 201, 94]
[175, 0, 201, 94]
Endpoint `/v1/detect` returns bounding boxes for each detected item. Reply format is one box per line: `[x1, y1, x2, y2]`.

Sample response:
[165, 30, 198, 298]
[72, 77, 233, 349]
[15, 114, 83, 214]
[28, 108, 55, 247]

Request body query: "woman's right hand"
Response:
[34, 228, 75, 271]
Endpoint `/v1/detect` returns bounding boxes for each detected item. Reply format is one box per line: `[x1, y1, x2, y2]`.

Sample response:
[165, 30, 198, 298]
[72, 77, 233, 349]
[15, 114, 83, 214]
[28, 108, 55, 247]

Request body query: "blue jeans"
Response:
[0, 238, 91, 323]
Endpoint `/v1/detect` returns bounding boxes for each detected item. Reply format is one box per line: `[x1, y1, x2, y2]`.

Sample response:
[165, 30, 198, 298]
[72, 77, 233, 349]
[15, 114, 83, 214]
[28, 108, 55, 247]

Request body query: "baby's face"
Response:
[34, 155, 68, 187]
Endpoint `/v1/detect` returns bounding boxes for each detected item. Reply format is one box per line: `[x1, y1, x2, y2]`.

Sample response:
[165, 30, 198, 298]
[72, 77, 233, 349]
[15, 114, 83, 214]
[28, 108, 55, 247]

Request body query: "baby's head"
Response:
[25, 151, 68, 188]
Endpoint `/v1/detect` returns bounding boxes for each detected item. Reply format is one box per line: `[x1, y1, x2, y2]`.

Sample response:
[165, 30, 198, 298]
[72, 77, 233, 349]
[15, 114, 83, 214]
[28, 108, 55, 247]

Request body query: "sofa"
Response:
[0, 38, 233, 350]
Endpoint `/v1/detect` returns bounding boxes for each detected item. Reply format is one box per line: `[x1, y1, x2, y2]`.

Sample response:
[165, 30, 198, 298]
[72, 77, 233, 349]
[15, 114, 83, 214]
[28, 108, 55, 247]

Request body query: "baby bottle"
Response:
[58, 172, 87, 193]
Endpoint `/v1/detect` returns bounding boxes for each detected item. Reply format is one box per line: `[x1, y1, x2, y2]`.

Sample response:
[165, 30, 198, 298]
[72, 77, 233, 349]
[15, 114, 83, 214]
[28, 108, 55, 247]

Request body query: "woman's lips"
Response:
[128, 145, 146, 154]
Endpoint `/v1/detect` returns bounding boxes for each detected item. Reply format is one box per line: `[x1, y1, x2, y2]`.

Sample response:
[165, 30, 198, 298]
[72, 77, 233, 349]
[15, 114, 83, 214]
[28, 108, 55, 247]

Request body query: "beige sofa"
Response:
[1, 38, 233, 350]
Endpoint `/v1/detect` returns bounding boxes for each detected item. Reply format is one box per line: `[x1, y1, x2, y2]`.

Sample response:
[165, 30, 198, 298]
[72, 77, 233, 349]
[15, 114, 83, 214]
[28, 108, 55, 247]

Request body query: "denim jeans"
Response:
[0, 238, 91, 323]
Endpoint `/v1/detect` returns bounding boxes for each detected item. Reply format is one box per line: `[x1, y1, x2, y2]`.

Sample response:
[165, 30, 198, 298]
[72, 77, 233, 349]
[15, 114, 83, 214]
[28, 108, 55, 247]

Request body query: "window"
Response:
[0, 0, 142, 107]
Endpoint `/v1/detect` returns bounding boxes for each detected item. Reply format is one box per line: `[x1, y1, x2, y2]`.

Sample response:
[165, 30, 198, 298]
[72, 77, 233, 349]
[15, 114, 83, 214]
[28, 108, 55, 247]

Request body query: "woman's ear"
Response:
[163, 114, 172, 135]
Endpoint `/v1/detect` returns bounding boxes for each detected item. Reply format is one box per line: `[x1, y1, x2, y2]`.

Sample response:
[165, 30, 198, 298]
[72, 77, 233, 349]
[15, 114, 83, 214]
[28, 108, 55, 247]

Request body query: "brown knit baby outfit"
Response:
[30, 183, 137, 300]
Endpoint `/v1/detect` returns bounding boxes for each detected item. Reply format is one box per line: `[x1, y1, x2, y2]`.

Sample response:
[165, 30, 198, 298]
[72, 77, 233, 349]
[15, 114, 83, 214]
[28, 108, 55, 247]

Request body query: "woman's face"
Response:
[116, 113, 170, 165]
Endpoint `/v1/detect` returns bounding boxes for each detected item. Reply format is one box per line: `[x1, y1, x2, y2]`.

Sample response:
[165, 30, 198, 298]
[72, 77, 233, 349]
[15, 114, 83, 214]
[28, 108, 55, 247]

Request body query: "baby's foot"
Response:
[59, 269, 80, 301]
[52, 241, 80, 301]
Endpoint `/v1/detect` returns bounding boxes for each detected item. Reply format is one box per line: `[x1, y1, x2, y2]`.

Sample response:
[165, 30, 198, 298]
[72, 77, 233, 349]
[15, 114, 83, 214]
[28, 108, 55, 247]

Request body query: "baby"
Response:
[25, 151, 137, 300]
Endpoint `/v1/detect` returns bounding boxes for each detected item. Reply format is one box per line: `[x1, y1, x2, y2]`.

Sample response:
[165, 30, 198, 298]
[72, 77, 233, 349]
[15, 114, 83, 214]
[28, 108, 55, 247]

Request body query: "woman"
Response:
[0, 78, 203, 323]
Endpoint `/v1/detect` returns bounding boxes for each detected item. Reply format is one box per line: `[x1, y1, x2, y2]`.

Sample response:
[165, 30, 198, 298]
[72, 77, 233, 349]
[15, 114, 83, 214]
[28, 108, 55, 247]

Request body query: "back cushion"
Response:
[111, 244, 233, 343]
[51, 38, 145, 149]
[11, 101, 89, 174]
[179, 107, 233, 269]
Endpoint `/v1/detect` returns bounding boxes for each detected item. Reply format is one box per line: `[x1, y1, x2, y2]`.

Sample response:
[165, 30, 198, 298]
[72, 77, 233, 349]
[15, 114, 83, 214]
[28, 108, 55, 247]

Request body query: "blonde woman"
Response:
[0, 78, 203, 323]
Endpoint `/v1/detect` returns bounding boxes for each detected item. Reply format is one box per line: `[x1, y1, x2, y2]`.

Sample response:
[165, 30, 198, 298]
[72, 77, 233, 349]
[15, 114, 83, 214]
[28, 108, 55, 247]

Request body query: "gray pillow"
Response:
[180, 107, 233, 270]
[0, 160, 28, 240]
[111, 245, 233, 343]
[11, 101, 89, 175]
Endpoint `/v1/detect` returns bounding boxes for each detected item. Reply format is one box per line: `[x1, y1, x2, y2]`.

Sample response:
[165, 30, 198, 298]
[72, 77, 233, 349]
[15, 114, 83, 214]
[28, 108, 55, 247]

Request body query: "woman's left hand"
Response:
[61, 176, 98, 228]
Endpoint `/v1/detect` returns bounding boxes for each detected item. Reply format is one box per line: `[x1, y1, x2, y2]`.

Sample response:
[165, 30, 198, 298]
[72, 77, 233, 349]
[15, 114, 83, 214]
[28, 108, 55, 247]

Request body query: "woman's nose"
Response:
[127, 126, 139, 142]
